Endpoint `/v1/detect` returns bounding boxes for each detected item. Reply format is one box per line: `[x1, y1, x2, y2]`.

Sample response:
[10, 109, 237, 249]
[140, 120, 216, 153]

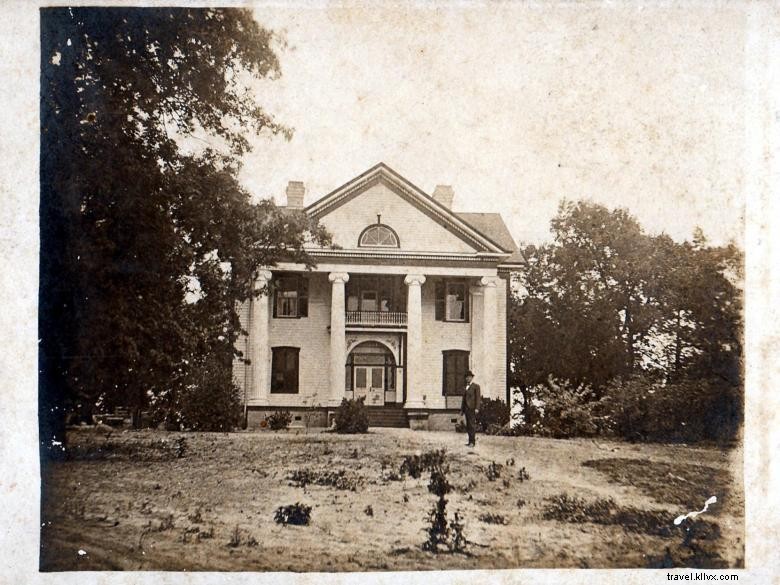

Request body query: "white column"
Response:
[481, 276, 500, 400]
[250, 269, 273, 405]
[404, 274, 426, 408]
[469, 284, 485, 384]
[328, 272, 350, 406]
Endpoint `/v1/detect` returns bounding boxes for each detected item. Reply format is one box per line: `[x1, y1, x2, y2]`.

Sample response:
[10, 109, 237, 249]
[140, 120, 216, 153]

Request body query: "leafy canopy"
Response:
[40, 8, 330, 449]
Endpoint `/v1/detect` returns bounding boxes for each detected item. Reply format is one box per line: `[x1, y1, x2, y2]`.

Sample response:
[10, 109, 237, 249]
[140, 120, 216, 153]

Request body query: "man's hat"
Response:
[465, 370, 475, 378]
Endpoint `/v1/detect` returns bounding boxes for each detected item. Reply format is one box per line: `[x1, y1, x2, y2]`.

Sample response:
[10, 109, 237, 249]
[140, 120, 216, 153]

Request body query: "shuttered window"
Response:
[435, 280, 469, 322]
[271, 347, 300, 393]
[442, 350, 470, 396]
[273, 274, 309, 318]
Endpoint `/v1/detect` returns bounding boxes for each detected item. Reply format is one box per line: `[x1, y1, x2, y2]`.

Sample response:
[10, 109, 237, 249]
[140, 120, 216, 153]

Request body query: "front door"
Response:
[354, 366, 385, 406]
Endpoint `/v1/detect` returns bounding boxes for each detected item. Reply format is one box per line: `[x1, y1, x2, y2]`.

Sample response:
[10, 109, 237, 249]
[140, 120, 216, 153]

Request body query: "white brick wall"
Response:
[267, 272, 331, 407]
[420, 278, 472, 408]
[244, 270, 510, 409]
[232, 299, 251, 401]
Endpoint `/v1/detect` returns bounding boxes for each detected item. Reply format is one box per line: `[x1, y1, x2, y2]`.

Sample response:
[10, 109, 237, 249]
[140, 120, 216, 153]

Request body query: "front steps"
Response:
[366, 405, 409, 428]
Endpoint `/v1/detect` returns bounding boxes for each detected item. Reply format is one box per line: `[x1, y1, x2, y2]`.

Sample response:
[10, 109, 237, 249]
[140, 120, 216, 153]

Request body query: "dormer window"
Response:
[358, 224, 399, 248]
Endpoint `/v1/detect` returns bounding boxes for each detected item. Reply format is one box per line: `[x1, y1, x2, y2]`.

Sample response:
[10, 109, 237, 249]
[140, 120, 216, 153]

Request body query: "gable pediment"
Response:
[306, 164, 508, 254]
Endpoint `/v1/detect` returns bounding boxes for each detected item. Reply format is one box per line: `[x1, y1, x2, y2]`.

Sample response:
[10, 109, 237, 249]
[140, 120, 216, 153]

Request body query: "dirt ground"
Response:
[40, 427, 744, 571]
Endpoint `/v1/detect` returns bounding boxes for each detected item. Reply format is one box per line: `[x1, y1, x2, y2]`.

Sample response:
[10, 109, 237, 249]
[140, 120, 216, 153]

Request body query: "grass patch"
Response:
[479, 513, 509, 525]
[582, 458, 730, 509]
[65, 433, 189, 462]
[542, 493, 720, 540]
[288, 468, 361, 491]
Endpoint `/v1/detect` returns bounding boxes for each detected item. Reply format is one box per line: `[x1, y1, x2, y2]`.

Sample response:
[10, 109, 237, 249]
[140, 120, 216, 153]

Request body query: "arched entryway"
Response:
[346, 341, 398, 406]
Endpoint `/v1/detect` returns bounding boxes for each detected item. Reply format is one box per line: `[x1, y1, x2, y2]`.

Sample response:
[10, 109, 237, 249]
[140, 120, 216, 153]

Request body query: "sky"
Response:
[234, 3, 747, 248]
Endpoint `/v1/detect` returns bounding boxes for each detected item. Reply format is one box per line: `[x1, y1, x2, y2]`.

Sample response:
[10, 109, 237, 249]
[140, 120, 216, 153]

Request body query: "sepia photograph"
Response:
[1, 0, 775, 581]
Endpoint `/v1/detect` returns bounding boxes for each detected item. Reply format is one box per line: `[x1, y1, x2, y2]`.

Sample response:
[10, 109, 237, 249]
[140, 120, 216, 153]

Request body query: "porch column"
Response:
[469, 283, 485, 385]
[250, 269, 273, 405]
[481, 276, 501, 399]
[329, 272, 350, 406]
[404, 274, 426, 408]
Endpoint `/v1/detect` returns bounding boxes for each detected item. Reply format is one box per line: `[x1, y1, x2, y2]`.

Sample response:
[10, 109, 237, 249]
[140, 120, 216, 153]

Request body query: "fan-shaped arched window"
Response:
[358, 224, 399, 248]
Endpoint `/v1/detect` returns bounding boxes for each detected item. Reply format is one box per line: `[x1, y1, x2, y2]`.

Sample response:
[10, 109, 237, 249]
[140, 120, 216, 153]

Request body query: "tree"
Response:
[509, 200, 742, 421]
[40, 8, 330, 457]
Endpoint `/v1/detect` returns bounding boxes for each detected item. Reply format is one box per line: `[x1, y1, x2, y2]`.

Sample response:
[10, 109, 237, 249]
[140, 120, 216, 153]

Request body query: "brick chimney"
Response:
[432, 185, 454, 209]
[285, 181, 305, 208]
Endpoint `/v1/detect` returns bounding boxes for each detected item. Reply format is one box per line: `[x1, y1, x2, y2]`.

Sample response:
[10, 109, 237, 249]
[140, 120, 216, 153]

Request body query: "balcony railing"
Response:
[346, 311, 407, 327]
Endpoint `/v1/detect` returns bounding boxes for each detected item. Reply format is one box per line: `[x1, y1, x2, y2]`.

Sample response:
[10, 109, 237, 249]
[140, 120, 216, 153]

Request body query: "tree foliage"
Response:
[40, 8, 330, 455]
[509, 201, 742, 441]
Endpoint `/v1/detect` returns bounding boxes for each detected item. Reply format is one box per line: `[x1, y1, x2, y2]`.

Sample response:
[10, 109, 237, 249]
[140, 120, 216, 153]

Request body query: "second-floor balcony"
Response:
[346, 310, 407, 327]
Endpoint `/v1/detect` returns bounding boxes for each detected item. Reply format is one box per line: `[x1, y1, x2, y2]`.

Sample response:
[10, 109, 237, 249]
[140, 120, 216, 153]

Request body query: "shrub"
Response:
[227, 525, 258, 547]
[333, 397, 369, 434]
[476, 398, 511, 433]
[422, 465, 453, 553]
[449, 512, 468, 553]
[266, 411, 292, 431]
[602, 377, 741, 444]
[400, 449, 447, 479]
[288, 468, 359, 491]
[274, 503, 312, 526]
[149, 356, 242, 432]
[485, 461, 503, 481]
[512, 378, 605, 438]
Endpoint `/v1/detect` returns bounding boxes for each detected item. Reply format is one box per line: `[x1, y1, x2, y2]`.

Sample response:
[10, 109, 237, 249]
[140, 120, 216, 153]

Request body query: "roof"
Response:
[456, 212, 525, 266]
[278, 163, 526, 266]
[304, 163, 509, 255]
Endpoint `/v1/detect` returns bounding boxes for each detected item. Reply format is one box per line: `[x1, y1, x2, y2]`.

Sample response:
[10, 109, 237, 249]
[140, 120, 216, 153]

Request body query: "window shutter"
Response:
[298, 275, 309, 318]
[463, 284, 470, 323]
[442, 353, 448, 395]
[271, 278, 278, 318]
[435, 280, 445, 321]
[289, 349, 299, 393]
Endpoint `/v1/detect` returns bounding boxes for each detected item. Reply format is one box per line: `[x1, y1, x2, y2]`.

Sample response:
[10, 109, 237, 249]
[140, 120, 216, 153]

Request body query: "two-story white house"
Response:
[233, 163, 523, 430]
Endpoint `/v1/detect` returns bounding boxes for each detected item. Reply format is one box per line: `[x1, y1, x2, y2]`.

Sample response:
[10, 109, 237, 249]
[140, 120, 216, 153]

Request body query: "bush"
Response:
[333, 397, 369, 434]
[423, 464, 461, 553]
[148, 356, 242, 432]
[476, 397, 510, 433]
[400, 449, 447, 479]
[512, 377, 605, 438]
[274, 503, 312, 526]
[266, 411, 292, 431]
[602, 377, 741, 443]
[485, 461, 503, 482]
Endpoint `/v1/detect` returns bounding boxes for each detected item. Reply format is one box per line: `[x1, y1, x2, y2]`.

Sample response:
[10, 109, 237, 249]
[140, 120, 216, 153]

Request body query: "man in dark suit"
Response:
[460, 371, 481, 447]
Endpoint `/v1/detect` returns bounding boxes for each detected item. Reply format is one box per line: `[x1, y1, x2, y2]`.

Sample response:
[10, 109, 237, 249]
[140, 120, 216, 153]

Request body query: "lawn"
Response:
[40, 427, 743, 571]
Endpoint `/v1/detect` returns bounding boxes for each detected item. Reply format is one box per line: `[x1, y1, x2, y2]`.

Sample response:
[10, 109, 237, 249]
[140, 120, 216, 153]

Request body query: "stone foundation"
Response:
[246, 407, 329, 430]
[246, 406, 463, 431]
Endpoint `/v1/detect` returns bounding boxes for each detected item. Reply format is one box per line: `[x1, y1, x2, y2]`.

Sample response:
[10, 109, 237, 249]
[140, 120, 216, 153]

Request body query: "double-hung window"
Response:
[271, 347, 300, 393]
[273, 274, 309, 318]
[435, 279, 469, 322]
[442, 350, 470, 396]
